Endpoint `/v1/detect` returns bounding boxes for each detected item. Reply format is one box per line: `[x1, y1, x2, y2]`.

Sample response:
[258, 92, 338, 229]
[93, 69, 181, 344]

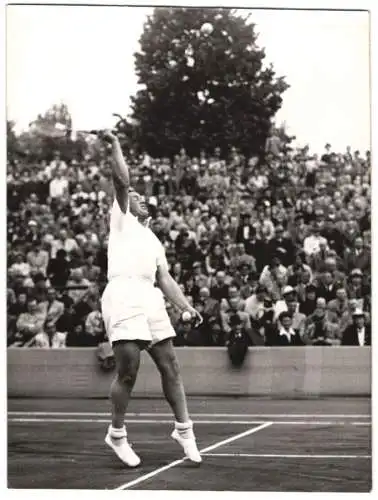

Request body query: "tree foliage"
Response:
[131, 7, 289, 157]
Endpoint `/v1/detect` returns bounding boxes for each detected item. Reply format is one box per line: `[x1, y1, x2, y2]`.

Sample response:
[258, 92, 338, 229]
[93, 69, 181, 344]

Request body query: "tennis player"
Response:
[100, 130, 203, 467]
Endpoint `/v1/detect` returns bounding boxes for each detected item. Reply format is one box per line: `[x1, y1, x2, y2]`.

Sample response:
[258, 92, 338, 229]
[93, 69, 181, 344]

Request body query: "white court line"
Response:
[8, 418, 371, 426]
[114, 422, 272, 490]
[9, 418, 266, 424]
[203, 453, 371, 459]
[7, 411, 371, 418]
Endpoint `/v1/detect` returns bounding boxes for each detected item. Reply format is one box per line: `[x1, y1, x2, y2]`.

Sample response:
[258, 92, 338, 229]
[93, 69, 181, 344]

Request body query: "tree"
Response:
[131, 7, 289, 158]
[7, 120, 20, 160]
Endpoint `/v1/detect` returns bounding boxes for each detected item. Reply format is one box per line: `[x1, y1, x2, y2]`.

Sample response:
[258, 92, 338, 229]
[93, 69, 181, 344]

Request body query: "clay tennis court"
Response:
[8, 397, 371, 491]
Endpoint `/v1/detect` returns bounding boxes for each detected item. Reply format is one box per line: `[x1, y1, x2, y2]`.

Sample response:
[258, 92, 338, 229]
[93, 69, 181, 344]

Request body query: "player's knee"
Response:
[113, 342, 140, 386]
[117, 361, 139, 385]
[159, 352, 181, 381]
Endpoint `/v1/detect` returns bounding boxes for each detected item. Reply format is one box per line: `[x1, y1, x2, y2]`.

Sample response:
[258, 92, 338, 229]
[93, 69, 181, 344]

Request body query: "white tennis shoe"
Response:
[171, 429, 202, 464]
[105, 427, 141, 468]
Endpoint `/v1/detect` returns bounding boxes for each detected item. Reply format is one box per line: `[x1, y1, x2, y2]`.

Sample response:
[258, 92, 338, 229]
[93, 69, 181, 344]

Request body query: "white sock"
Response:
[109, 425, 127, 440]
[175, 420, 194, 439]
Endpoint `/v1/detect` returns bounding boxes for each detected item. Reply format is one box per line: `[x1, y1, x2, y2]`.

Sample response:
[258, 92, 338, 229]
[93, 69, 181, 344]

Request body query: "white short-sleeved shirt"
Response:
[107, 199, 167, 284]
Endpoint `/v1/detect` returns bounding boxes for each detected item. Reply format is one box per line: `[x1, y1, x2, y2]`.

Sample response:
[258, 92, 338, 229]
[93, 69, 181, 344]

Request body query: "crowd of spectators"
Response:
[7, 137, 371, 348]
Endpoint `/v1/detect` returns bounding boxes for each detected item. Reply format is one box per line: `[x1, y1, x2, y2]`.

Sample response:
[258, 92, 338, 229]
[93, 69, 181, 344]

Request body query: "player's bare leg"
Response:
[148, 339, 202, 463]
[105, 340, 143, 467]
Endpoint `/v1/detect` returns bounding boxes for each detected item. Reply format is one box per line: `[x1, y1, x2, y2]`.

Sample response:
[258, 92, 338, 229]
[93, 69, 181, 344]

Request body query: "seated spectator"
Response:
[314, 271, 338, 302]
[7, 289, 28, 345]
[66, 268, 92, 304]
[205, 241, 230, 275]
[286, 296, 306, 336]
[268, 224, 295, 267]
[170, 261, 184, 284]
[299, 284, 318, 317]
[232, 263, 258, 299]
[341, 308, 371, 346]
[176, 315, 203, 346]
[81, 252, 101, 282]
[50, 228, 79, 259]
[346, 268, 369, 306]
[12, 296, 45, 347]
[259, 255, 288, 299]
[221, 285, 245, 312]
[183, 274, 200, 303]
[303, 221, 328, 257]
[26, 239, 49, 276]
[265, 311, 304, 346]
[47, 249, 71, 288]
[85, 300, 105, 346]
[220, 296, 252, 344]
[343, 236, 370, 272]
[287, 252, 313, 287]
[29, 321, 67, 348]
[175, 226, 198, 270]
[273, 285, 298, 321]
[9, 253, 31, 277]
[244, 285, 267, 320]
[55, 302, 81, 340]
[229, 243, 257, 274]
[210, 270, 230, 301]
[303, 297, 339, 345]
[328, 287, 350, 320]
[39, 287, 65, 326]
[192, 262, 210, 289]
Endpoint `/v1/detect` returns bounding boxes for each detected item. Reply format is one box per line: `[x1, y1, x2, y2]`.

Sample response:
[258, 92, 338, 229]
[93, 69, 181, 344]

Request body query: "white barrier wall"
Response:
[7, 347, 371, 398]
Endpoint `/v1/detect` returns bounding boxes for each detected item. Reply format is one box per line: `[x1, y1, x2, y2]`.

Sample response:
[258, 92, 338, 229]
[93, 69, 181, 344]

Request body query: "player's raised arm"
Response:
[101, 130, 130, 213]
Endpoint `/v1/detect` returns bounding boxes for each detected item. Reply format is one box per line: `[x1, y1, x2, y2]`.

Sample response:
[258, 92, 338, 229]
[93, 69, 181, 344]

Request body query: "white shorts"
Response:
[101, 278, 176, 346]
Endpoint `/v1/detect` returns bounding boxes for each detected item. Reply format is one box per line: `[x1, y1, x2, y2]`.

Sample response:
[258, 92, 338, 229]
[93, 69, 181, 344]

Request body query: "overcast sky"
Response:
[6, 5, 370, 153]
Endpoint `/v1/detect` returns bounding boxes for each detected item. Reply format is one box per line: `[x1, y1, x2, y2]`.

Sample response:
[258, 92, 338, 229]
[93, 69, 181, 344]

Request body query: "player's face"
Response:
[129, 190, 149, 219]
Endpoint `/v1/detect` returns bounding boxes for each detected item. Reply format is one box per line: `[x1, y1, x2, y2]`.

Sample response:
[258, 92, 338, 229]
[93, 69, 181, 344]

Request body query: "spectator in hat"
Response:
[273, 285, 296, 320]
[265, 311, 304, 346]
[346, 268, 369, 304]
[341, 309, 371, 346]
